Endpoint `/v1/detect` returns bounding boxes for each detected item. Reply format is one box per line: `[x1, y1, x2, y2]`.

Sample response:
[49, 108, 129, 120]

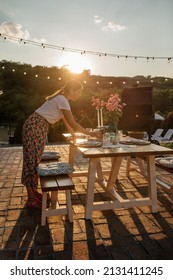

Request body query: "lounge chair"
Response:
[151, 128, 163, 140]
[154, 129, 173, 142]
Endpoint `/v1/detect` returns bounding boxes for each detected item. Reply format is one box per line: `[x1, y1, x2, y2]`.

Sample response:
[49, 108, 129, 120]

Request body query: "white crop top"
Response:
[35, 94, 71, 123]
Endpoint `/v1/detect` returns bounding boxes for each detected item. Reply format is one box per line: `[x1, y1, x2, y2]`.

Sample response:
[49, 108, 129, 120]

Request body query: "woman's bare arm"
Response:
[62, 109, 100, 137]
[62, 116, 75, 137]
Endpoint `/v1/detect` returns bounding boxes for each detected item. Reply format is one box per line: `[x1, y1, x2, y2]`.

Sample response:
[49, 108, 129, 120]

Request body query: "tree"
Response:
[1, 60, 173, 143]
[163, 111, 173, 132]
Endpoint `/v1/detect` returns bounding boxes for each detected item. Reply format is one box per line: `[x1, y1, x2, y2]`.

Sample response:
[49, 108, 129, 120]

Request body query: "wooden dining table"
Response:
[64, 134, 173, 219]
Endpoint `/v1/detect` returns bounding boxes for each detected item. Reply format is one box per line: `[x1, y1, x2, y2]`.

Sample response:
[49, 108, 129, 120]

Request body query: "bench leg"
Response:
[66, 190, 73, 222]
[41, 192, 47, 226]
[51, 190, 58, 208]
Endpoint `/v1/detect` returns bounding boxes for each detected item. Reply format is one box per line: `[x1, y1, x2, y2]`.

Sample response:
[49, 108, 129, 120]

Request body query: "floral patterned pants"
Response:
[21, 112, 49, 188]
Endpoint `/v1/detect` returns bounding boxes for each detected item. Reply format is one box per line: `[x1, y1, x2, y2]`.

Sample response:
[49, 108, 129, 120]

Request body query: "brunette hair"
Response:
[46, 79, 83, 100]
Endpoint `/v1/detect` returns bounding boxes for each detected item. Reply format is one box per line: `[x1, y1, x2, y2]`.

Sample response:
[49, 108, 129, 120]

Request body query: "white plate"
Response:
[119, 140, 151, 145]
[76, 141, 102, 148]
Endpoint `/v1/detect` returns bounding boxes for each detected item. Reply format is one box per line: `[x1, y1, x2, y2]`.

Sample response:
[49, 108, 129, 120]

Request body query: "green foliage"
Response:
[153, 88, 173, 114]
[0, 60, 173, 143]
[160, 142, 173, 149]
[163, 111, 173, 132]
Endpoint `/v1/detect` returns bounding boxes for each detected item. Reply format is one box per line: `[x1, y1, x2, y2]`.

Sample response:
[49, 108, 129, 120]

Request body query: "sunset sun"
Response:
[58, 53, 91, 74]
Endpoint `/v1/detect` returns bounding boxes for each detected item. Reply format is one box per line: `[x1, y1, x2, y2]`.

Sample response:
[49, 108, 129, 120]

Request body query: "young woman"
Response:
[22, 79, 99, 209]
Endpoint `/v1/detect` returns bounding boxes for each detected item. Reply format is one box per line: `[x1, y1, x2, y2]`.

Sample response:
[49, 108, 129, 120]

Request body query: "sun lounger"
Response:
[151, 128, 163, 140]
[154, 129, 173, 142]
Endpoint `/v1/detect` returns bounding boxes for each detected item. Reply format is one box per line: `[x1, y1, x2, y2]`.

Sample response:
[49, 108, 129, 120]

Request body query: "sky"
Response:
[0, 0, 173, 77]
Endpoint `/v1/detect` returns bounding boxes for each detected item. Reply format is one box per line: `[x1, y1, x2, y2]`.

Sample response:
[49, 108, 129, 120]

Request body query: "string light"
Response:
[41, 43, 45, 49]
[0, 33, 172, 62]
[0, 65, 172, 86]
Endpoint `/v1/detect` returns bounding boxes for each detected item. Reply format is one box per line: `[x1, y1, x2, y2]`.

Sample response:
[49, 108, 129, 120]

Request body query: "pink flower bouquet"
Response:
[91, 94, 125, 128]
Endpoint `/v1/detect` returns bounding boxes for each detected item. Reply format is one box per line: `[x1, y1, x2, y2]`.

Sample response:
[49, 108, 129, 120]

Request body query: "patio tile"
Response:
[0, 144, 173, 260]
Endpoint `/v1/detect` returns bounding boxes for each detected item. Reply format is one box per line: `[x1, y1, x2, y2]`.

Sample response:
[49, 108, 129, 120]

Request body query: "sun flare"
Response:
[58, 53, 91, 74]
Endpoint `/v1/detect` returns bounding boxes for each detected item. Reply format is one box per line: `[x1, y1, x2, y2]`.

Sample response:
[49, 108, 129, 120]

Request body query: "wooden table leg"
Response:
[136, 157, 148, 179]
[126, 156, 131, 176]
[85, 158, 98, 219]
[96, 159, 104, 182]
[69, 143, 75, 166]
[147, 155, 158, 213]
[126, 156, 148, 179]
[107, 157, 123, 189]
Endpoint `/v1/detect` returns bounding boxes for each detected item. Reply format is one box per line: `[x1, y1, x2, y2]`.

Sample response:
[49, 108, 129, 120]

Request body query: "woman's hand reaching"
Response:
[89, 130, 102, 139]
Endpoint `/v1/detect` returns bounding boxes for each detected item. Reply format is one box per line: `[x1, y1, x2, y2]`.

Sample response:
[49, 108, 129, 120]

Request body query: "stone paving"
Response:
[0, 144, 173, 260]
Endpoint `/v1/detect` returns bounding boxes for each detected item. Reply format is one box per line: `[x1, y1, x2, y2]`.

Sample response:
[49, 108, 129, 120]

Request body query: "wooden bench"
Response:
[40, 174, 74, 226]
